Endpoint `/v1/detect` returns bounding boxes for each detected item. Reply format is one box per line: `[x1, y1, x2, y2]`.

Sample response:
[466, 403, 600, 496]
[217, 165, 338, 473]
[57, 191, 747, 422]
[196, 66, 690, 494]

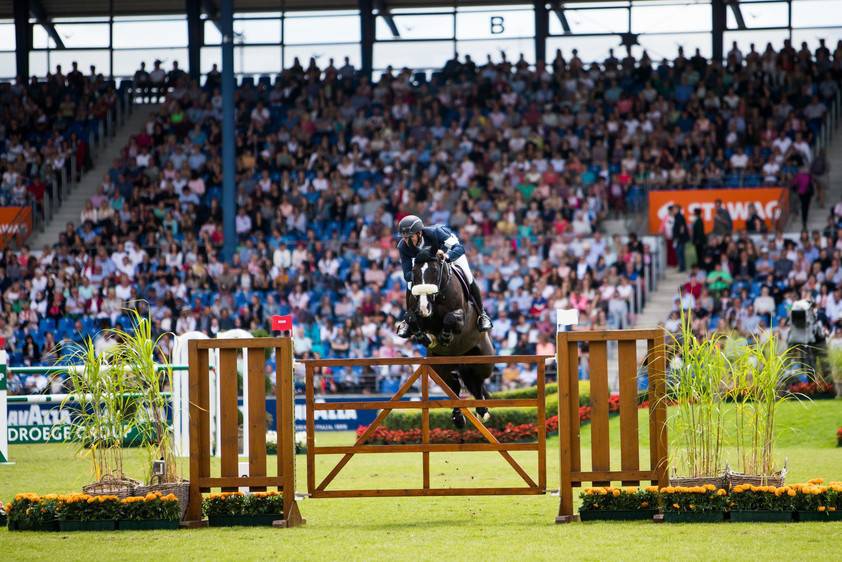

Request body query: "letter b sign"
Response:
[490, 16, 505, 35]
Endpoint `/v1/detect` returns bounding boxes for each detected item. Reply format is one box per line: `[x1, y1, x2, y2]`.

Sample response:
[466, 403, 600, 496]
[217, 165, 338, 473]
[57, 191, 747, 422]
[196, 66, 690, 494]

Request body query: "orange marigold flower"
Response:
[818, 506, 826, 512]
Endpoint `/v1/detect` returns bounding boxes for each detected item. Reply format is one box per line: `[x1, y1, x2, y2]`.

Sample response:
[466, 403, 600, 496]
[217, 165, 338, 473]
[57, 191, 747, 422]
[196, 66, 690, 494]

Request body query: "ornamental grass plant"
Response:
[667, 308, 797, 481]
[59, 338, 133, 482]
[107, 307, 179, 484]
[729, 333, 796, 477]
[666, 309, 728, 479]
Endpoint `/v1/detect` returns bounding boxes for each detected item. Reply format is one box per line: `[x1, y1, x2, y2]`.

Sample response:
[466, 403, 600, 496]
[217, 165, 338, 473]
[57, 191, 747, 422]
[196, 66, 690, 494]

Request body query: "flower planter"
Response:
[796, 511, 842, 522]
[663, 511, 725, 523]
[729, 511, 794, 523]
[207, 514, 282, 527]
[59, 519, 117, 532]
[8, 520, 59, 532]
[579, 510, 657, 522]
[118, 519, 180, 531]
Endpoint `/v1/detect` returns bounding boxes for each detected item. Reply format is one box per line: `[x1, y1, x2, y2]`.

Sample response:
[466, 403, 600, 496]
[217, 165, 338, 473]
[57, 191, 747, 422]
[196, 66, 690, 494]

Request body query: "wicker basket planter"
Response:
[207, 514, 282, 527]
[134, 481, 190, 521]
[83, 475, 142, 499]
[58, 519, 117, 532]
[796, 511, 842, 522]
[669, 474, 727, 490]
[725, 467, 787, 489]
[663, 511, 725, 523]
[579, 510, 657, 522]
[118, 519, 180, 531]
[729, 510, 794, 523]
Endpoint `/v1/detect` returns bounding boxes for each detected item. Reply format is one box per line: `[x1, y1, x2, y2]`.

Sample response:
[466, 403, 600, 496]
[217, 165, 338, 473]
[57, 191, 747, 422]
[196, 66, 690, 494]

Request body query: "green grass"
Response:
[1, 401, 840, 561]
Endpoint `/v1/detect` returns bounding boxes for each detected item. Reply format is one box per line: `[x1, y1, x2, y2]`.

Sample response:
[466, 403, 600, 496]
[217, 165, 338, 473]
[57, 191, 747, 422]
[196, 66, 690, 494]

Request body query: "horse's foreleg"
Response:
[433, 364, 465, 429]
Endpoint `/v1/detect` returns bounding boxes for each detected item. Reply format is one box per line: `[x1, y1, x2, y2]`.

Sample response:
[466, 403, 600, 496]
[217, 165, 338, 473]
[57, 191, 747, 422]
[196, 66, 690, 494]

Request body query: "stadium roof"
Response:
[0, 0, 644, 19]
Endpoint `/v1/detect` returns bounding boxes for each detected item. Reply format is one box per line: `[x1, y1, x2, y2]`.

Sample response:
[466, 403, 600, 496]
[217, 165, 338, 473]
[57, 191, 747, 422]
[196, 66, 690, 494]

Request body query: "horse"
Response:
[405, 249, 495, 429]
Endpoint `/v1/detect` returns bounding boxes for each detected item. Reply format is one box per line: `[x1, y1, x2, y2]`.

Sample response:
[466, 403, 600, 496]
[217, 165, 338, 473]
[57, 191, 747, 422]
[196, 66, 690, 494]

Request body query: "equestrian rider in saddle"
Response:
[395, 215, 493, 340]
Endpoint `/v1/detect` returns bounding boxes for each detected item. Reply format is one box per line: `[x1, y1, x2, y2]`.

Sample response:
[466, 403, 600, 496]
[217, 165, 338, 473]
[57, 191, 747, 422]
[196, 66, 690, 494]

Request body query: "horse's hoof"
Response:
[482, 411, 491, 423]
[452, 411, 465, 429]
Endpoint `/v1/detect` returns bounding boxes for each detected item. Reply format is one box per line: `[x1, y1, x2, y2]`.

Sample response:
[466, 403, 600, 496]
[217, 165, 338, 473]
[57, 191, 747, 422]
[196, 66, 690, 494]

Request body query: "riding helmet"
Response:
[398, 215, 424, 237]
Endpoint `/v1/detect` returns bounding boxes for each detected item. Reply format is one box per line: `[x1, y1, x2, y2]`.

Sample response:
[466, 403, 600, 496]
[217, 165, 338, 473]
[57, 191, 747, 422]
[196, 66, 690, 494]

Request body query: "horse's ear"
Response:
[416, 249, 432, 263]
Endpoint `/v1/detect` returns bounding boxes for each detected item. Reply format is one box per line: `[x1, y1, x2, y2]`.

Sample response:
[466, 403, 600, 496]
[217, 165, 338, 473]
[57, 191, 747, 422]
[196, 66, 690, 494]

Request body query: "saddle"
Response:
[451, 265, 478, 313]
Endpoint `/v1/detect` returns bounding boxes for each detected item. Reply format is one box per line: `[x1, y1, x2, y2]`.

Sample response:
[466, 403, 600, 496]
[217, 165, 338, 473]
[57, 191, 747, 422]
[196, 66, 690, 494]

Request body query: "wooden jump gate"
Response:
[183, 331, 668, 525]
[186, 337, 303, 527]
[303, 355, 549, 497]
[555, 329, 669, 522]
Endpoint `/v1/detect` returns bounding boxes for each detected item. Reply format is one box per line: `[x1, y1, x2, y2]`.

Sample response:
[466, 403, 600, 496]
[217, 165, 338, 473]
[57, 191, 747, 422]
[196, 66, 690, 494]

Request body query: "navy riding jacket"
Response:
[398, 225, 465, 283]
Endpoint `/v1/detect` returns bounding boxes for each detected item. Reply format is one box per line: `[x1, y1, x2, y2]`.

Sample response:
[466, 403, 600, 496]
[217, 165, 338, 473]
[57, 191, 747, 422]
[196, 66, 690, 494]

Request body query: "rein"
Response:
[433, 258, 452, 303]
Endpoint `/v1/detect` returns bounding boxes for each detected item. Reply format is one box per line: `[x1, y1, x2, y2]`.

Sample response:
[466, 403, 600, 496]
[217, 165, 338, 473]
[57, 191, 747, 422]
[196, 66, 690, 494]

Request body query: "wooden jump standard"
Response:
[303, 355, 551, 498]
[555, 328, 669, 523]
[183, 331, 669, 525]
[186, 337, 303, 527]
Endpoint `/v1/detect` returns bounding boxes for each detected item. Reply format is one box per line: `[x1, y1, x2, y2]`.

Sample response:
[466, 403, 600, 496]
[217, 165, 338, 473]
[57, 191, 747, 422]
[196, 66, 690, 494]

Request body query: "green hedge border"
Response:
[382, 381, 592, 431]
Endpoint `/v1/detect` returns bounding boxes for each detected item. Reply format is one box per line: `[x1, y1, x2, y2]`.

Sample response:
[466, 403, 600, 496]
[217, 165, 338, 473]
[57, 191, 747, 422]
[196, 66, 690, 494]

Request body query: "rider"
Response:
[395, 214, 493, 339]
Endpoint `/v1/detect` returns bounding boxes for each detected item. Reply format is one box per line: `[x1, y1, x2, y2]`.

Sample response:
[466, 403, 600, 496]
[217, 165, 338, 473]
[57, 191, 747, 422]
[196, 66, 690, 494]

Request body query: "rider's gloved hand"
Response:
[436, 250, 447, 262]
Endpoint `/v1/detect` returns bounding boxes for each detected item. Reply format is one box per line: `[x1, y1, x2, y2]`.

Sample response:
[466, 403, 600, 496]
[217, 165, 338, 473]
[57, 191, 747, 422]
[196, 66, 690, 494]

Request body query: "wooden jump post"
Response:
[303, 355, 551, 498]
[555, 329, 669, 523]
[186, 337, 303, 527]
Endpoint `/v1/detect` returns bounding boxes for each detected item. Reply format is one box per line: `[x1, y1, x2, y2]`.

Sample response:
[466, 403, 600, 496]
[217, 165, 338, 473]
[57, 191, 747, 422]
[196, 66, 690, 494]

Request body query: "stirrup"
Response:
[477, 312, 493, 332]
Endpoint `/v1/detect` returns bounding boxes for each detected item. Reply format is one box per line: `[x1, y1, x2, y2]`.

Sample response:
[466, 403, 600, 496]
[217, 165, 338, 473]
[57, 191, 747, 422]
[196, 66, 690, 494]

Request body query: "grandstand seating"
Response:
[2, 39, 841, 394]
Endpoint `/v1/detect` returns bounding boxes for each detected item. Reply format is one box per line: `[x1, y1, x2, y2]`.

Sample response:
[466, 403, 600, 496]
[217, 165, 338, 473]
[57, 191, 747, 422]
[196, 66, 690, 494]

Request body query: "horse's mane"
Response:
[414, 249, 436, 264]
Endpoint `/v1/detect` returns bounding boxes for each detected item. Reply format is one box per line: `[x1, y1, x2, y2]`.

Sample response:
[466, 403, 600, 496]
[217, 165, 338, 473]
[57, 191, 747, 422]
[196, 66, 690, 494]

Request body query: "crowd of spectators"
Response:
[2, 38, 840, 394]
[666, 186, 842, 339]
[0, 62, 120, 215]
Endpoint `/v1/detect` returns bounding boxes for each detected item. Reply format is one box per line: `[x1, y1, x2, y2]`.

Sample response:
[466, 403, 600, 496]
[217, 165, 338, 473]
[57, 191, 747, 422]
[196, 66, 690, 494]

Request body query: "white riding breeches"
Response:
[451, 254, 474, 285]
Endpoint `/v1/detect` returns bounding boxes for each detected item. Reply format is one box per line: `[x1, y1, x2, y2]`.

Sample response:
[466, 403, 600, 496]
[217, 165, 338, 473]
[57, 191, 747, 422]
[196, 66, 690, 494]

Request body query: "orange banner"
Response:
[0, 207, 33, 248]
[648, 187, 788, 234]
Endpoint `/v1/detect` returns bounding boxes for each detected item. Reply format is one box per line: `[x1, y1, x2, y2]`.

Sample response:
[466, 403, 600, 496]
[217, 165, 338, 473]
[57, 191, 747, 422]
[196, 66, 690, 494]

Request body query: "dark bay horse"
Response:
[406, 250, 495, 428]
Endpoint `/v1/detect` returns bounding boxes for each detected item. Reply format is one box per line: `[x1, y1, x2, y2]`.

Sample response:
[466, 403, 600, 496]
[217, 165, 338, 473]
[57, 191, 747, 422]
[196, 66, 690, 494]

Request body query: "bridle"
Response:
[412, 255, 452, 307]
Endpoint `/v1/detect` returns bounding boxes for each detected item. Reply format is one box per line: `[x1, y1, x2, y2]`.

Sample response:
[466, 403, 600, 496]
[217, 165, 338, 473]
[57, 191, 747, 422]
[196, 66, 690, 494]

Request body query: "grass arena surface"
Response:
[1, 400, 840, 561]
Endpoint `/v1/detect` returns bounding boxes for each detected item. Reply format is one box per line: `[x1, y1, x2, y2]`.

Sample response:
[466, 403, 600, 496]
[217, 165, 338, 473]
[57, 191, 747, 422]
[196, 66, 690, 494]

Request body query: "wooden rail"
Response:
[304, 355, 549, 498]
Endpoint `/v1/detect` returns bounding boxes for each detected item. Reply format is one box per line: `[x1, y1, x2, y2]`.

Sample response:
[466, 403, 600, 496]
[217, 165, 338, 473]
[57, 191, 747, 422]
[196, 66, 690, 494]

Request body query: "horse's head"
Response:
[410, 249, 450, 318]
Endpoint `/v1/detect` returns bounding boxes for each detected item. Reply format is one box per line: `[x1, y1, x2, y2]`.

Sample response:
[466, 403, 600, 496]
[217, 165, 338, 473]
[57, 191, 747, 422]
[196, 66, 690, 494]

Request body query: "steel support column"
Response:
[187, 0, 203, 83]
[360, 0, 374, 79]
[534, 0, 548, 64]
[712, 0, 727, 62]
[13, 0, 29, 80]
[221, 0, 236, 262]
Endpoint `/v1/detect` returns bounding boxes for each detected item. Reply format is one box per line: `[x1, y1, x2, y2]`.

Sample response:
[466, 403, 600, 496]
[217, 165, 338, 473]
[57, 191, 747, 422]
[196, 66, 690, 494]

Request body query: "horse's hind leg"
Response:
[461, 364, 493, 423]
[432, 363, 465, 429]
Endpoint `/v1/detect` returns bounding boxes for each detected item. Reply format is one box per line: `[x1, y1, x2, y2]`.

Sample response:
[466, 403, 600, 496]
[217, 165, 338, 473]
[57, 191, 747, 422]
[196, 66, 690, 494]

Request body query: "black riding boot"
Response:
[468, 280, 493, 332]
[397, 289, 412, 338]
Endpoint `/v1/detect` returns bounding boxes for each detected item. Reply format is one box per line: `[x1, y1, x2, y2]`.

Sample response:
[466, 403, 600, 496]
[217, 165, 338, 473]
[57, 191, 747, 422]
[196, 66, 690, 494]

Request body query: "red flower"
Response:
[787, 381, 833, 396]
